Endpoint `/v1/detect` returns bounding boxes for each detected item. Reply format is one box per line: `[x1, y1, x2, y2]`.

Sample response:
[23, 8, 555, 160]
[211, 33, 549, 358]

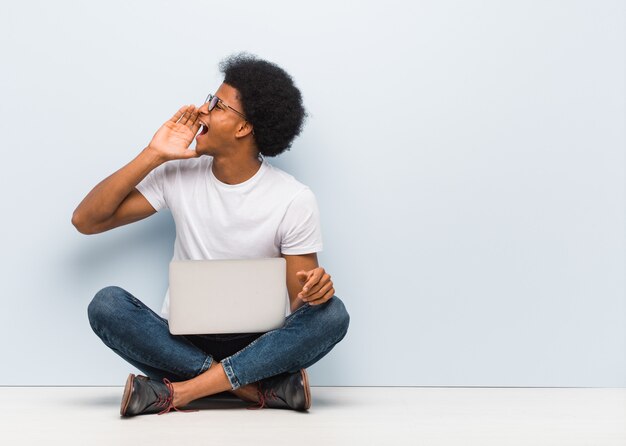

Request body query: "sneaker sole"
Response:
[301, 369, 311, 410]
[120, 373, 135, 417]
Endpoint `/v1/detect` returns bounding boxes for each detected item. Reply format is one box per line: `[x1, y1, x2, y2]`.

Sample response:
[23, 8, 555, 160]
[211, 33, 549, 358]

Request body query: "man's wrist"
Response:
[142, 146, 166, 167]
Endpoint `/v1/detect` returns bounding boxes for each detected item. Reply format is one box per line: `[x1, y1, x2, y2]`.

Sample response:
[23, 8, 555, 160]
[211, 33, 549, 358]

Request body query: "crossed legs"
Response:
[88, 285, 350, 407]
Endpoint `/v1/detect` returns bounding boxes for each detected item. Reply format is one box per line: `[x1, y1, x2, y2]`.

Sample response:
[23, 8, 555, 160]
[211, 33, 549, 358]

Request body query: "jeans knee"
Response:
[87, 285, 127, 329]
[324, 296, 350, 342]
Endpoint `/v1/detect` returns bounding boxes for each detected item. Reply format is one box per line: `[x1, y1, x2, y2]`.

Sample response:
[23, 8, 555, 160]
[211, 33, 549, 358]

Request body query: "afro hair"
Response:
[218, 52, 308, 157]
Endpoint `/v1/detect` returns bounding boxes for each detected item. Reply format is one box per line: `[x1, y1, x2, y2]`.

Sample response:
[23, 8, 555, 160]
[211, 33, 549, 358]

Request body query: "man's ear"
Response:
[236, 121, 254, 138]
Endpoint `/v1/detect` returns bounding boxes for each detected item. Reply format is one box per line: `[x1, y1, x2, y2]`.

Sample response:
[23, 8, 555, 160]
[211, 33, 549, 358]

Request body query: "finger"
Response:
[189, 113, 201, 134]
[302, 280, 332, 301]
[178, 106, 196, 126]
[302, 269, 322, 292]
[299, 273, 330, 298]
[176, 107, 190, 124]
[296, 271, 310, 285]
[180, 105, 196, 125]
[296, 270, 312, 285]
[309, 287, 335, 306]
[169, 105, 189, 123]
[185, 107, 199, 130]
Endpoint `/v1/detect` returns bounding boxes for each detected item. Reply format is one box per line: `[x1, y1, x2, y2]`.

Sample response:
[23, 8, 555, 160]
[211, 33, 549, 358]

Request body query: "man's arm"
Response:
[72, 105, 202, 234]
[71, 147, 163, 234]
[282, 252, 336, 312]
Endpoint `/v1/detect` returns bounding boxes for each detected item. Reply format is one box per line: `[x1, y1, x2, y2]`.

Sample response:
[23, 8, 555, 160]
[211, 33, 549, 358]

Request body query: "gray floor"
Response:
[1, 386, 624, 445]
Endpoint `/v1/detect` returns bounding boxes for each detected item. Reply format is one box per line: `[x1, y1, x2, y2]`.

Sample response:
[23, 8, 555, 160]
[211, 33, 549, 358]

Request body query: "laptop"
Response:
[168, 257, 289, 335]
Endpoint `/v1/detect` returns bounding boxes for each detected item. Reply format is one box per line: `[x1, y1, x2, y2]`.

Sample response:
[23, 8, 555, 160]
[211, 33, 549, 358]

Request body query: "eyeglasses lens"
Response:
[205, 94, 219, 112]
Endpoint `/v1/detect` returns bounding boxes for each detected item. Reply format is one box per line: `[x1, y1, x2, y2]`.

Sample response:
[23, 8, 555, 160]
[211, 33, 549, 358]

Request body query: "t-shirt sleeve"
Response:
[279, 187, 324, 255]
[135, 162, 169, 212]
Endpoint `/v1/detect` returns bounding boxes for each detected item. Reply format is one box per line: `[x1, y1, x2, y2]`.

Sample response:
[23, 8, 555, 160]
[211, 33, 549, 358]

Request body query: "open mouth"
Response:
[196, 124, 209, 141]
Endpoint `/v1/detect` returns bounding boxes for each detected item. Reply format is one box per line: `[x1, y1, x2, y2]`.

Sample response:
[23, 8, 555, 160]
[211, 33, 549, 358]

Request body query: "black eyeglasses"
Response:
[204, 93, 248, 120]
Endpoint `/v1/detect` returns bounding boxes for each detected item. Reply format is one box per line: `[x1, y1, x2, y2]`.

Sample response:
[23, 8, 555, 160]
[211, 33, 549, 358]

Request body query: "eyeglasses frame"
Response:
[204, 93, 248, 120]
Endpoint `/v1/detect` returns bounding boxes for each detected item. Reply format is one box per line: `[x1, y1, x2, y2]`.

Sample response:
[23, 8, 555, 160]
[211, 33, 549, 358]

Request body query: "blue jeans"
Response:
[87, 286, 350, 390]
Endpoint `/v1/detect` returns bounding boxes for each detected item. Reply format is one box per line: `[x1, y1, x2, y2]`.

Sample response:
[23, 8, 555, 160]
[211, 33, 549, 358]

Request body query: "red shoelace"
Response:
[155, 378, 200, 415]
[246, 384, 279, 410]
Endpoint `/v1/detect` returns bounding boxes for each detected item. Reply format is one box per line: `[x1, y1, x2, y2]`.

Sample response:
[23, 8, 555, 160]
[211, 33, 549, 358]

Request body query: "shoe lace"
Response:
[246, 383, 279, 410]
[155, 378, 200, 415]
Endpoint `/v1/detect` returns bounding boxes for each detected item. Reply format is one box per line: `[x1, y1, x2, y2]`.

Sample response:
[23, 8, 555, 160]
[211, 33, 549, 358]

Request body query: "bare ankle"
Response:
[171, 382, 191, 407]
[230, 382, 260, 403]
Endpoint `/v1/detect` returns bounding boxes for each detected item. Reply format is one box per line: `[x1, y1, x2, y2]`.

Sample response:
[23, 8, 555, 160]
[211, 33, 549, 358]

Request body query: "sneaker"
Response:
[120, 373, 199, 417]
[247, 369, 311, 411]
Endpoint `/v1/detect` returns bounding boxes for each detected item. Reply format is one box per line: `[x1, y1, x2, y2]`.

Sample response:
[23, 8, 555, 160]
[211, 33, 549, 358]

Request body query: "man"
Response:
[72, 52, 350, 417]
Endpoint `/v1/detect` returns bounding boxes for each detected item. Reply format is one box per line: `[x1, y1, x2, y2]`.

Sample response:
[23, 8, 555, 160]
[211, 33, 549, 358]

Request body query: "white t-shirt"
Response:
[135, 155, 323, 320]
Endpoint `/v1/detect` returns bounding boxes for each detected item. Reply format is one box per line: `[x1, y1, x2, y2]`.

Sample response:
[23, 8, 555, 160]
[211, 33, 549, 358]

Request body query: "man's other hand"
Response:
[296, 267, 335, 306]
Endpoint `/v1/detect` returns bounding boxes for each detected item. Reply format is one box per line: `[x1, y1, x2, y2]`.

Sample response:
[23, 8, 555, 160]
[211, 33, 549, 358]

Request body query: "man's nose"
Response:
[197, 102, 210, 114]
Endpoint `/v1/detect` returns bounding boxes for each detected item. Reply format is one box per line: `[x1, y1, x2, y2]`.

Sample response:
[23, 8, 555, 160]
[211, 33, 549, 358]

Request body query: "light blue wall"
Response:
[1, 0, 624, 386]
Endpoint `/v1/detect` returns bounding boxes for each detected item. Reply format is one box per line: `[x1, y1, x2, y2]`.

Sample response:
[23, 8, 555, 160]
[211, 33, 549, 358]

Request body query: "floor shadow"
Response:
[76, 394, 121, 407]
[183, 396, 250, 411]
[72, 390, 246, 410]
